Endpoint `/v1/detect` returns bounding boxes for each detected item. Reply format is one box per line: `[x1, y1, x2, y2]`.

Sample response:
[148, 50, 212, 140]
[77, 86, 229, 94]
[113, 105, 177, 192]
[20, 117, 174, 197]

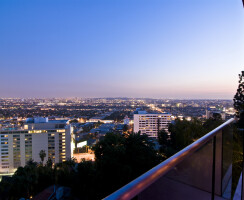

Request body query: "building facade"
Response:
[0, 118, 71, 173]
[134, 112, 171, 138]
[206, 109, 226, 120]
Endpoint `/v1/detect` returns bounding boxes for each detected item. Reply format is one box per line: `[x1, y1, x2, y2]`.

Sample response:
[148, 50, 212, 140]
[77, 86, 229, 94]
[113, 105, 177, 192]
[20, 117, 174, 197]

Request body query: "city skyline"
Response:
[0, 0, 244, 99]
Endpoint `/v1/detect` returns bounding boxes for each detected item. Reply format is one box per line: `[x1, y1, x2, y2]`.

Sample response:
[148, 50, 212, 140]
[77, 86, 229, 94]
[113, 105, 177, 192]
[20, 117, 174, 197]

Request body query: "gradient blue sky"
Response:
[0, 0, 243, 99]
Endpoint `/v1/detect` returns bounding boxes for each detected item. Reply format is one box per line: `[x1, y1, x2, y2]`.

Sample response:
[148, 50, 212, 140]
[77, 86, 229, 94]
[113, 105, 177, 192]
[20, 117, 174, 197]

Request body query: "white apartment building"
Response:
[0, 118, 71, 173]
[134, 111, 171, 138]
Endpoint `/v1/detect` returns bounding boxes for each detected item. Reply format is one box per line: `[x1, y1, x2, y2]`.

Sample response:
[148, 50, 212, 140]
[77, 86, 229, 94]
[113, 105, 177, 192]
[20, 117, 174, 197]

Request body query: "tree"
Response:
[124, 133, 162, 177]
[26, 159, 38, 167]
[158, 129, 169, 146]
[203, 118, 223, 133]
[46, 157, 53, 168]
[169, 119, 195, 151]
[73, 160, 97, 200]
[123, 124, 129, 133]
[234, 71, 244, 128]
[158, 129, 174, 157]
[93, 132, 162, 199]
[39, 150, 46, 165]
[158, 118, 220, 158]
[232, 71, 244, 193]
[54, 158, 77, 187]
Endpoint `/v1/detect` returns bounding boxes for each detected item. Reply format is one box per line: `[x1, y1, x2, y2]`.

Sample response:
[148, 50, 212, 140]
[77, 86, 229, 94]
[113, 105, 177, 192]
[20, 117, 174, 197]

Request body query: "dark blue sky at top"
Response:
[0, 0, 243, 98]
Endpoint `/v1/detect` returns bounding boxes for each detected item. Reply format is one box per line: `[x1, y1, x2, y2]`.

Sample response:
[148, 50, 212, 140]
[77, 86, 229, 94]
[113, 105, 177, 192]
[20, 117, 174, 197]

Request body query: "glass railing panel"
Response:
[138, 139, 214, 200]
[221, 124, 233, 199]
[104, 119, 235, 200]
[232, 127, 243, 200]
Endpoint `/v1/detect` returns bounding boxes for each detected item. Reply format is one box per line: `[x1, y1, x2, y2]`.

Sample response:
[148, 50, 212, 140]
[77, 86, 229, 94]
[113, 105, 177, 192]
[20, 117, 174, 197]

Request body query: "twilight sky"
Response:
[0, 0, 243, 99]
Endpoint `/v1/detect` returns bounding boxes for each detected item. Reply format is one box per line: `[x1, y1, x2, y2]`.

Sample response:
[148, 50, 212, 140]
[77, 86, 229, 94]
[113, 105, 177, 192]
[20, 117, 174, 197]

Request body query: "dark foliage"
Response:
[158, 118, 223, 157]
[232, 71, 244, 195]
[92, 132, 162, 199]
[234, 71, 244, 128]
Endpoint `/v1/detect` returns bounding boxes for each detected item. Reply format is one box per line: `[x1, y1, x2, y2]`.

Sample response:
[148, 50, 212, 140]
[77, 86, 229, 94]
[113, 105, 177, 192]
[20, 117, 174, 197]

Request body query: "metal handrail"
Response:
[104, 118, 235, 200]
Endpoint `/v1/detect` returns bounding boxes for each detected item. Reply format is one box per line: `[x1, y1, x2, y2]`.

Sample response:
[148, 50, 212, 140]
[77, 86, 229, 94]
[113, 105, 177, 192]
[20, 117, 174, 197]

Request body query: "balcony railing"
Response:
[104, 118, 236, 200]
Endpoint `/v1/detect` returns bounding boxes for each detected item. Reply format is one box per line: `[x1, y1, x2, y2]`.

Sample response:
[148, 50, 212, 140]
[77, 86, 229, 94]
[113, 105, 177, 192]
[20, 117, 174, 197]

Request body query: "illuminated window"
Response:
[28, 130, 44, 133]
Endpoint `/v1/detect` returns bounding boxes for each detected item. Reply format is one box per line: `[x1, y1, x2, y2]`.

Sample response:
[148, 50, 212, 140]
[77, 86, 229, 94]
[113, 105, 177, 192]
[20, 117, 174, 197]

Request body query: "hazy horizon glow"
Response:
[0, 0, 244, 99]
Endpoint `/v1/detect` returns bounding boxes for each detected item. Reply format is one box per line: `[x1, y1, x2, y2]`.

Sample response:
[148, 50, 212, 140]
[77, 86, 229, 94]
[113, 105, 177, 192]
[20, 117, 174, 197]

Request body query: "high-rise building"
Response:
[0, 118, 71, 173]
[133, 111, 171, 138]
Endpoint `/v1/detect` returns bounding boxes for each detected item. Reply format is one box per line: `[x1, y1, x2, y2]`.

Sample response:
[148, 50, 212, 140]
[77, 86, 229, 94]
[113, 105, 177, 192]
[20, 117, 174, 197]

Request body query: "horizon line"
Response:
[0, 97, 233, 100]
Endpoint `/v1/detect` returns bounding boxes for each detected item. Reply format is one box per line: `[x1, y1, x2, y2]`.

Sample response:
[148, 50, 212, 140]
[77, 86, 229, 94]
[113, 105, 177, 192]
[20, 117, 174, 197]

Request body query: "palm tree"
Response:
[39, 150, 46, 165]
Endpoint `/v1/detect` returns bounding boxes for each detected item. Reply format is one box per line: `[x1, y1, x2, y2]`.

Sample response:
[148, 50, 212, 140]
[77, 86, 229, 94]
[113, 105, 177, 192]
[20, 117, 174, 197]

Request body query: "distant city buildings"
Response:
[0, 98, 234, 123]
[0, 98, 235, 173]
[90, 123, 116, 136]
[133, 109, 172, 138]
[206, 108, 226, 120]
[0, 117, 71, 174]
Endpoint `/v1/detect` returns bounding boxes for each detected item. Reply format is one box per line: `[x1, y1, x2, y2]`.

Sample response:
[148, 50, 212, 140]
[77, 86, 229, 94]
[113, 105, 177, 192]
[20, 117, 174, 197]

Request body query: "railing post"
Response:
[212, 135, 216, 200]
